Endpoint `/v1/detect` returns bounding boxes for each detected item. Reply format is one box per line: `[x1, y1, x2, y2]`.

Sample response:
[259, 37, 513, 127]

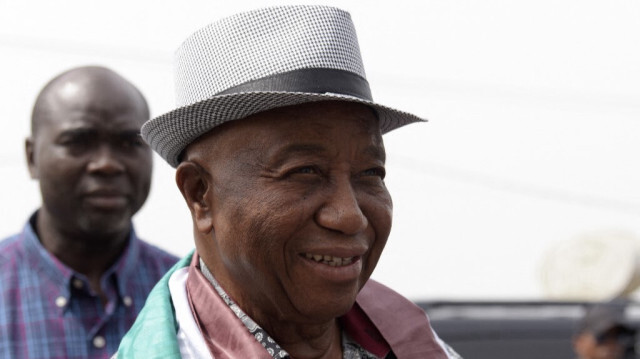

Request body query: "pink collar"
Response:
[186, 252, 446, 359]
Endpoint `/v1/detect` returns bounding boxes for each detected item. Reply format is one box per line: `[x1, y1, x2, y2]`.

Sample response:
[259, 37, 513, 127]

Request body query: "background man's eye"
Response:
[119, 136, 145, 149]
[61, 137, 91, 149]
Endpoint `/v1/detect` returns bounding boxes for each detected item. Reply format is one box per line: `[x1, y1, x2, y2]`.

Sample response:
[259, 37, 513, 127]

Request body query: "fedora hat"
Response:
[142, 5, 425, 167]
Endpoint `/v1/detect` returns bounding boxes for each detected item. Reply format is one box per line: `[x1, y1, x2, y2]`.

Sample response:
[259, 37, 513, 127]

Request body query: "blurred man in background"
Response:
[0, 66, 178, 359]
[573, 302, 637, 359]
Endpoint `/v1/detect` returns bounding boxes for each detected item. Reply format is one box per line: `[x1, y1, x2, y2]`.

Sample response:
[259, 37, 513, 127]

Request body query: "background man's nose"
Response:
[87, 144, 126, 175]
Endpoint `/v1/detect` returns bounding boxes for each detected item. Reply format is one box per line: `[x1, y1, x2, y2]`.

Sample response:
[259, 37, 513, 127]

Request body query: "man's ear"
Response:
[25, 137, 38, 179]
[176, 161, 214, 235]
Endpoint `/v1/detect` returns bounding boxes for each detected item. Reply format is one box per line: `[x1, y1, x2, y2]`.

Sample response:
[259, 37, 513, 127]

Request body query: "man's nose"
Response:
[315, 179, 368, 235]
[87, 144, 126, 175]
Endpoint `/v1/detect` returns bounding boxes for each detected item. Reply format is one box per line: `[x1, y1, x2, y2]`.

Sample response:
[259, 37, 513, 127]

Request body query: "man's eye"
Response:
[61, 137, 91, 148]
[293, 166, 317, 175]
[118, 136, 145, 149]
[363, 167, 386, 179]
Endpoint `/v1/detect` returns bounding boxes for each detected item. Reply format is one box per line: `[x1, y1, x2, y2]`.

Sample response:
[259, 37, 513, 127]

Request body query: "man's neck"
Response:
[198, 257, 344, 358]
[34, 210, 129, 294]
[263, 319, 343, 359]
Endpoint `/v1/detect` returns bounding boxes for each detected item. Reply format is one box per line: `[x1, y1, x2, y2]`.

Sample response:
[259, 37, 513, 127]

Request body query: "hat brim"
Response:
[142, 91, 426, 167]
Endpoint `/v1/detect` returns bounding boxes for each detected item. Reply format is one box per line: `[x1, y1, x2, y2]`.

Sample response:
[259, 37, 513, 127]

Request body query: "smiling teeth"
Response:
[305, 253, 354, 266]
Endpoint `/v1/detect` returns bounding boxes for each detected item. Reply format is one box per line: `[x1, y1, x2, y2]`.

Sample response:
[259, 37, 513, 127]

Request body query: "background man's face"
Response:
[198, 101, 392, 323]
[574, 329, 633, 359]
[28, 77, 152, 240]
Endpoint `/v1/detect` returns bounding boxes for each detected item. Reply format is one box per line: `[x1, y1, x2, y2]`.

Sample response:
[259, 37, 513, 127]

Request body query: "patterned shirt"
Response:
[0, 212, 179, 359]
[199, 258, 384, 359]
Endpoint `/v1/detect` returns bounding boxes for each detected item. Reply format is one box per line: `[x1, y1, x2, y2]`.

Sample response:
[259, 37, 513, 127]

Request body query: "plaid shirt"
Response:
[0, 213, 179, 359]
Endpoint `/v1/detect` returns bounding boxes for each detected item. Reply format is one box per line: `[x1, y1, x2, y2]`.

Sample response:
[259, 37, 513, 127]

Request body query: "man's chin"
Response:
[78, 213, 132, 239]
[292, 291, 359, 324]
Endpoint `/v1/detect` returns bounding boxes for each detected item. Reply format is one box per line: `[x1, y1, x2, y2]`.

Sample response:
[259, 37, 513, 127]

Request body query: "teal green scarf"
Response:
[115, 252, 192, 359]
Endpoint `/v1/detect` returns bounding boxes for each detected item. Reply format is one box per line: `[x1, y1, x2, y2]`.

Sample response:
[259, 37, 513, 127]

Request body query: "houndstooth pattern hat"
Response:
[143, 5, 425, 167]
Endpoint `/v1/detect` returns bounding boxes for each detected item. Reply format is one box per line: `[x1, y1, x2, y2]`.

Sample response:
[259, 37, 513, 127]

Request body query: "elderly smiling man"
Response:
[115, 5, 461, 359]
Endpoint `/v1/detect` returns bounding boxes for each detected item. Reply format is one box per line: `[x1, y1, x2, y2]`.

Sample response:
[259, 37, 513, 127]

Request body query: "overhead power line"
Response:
[0, 34, 172, 65]
[392, 154, 640, 215]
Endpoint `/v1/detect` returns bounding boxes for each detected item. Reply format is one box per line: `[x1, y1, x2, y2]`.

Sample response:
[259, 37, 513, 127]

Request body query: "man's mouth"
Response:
[84, 191, 129, 209]
[303, 253, 355, 267]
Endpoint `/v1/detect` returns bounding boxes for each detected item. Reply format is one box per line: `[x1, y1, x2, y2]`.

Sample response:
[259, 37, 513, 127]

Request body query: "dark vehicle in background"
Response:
[418, 301, 640, 359]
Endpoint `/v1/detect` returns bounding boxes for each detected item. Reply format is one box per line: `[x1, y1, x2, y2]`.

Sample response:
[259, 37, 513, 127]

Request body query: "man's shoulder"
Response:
[0, 215, 37, 265]
[358, 280, 462, 358]
[0, 233, 31, 295]
[0, 233, 26, 266]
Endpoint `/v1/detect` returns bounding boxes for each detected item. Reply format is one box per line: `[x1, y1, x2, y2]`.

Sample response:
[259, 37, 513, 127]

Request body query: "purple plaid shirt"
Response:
[0, 212, 179, 359]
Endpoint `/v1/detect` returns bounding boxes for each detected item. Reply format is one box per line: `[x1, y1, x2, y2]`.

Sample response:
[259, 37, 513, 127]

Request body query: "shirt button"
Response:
[72, 278, 84, 289]
[123, 296, 133, 307]
[93, 335, 106, 349]
[55, 296, 67, 308]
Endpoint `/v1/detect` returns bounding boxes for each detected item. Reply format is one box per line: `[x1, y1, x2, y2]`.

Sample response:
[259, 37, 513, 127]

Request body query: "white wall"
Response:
[1, 0, 639, 300]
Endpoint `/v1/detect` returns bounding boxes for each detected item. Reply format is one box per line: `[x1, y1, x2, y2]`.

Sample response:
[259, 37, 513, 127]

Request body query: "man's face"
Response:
[28, 77, 152, 241]
[192, 101, 392, 323]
